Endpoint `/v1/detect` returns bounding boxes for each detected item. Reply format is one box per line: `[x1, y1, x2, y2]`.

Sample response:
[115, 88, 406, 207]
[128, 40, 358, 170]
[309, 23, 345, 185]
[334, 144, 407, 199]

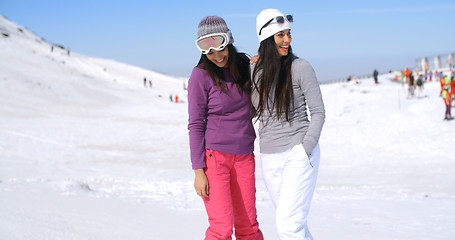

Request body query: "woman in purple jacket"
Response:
[187, 16, 263, 240]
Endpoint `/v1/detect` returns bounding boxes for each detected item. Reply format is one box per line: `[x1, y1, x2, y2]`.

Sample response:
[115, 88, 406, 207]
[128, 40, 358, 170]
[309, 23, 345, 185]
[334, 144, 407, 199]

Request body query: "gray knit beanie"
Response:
[197, 16, 234, 44]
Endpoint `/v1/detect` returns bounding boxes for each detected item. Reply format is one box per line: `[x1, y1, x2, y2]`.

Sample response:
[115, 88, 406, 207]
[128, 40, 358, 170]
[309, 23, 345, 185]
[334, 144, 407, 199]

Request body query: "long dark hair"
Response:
[252, 36, 296, 121]
[197, 44, 251, 94]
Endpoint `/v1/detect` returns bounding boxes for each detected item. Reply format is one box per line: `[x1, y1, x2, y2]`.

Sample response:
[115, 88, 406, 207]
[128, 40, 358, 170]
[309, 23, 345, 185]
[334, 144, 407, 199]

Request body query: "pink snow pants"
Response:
[202, 149, 264, 240]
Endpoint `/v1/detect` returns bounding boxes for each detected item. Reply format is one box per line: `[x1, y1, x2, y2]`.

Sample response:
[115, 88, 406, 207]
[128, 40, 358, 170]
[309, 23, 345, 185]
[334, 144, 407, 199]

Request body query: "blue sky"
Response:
[2, 0, 455, 82]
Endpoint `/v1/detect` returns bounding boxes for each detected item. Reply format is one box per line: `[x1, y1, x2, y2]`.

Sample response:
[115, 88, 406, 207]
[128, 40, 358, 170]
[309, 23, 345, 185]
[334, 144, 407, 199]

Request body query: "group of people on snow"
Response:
[397, 67, 454, 120]
[143, 77, 152, 88]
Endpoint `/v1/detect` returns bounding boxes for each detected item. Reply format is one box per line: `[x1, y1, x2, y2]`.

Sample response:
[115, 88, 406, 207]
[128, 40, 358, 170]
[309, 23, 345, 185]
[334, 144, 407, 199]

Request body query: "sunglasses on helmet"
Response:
[259, 14, 293, 36]
[195, 32, 229, 54]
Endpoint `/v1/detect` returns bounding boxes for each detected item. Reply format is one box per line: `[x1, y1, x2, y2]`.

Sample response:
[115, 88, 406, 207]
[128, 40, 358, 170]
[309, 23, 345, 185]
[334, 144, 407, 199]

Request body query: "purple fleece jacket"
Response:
[187, 65, 256, 169]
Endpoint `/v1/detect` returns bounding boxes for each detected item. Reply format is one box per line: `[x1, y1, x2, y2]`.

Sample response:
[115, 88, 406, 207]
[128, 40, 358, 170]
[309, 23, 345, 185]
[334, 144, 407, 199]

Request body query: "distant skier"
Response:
[407, 73, 415, 98]
[416, 74, 424, 98]
[440, 75, 446, 96]
[400, 70, 405, 87]
[144, 77, 147, 87]
[442, 85, 453, 120]
[393, 71, 399, 82]
[435, 70, 440, 83]
[405, 67, 411, 83]
[450, 76, 455, 106]
[373, 69, 379, 84]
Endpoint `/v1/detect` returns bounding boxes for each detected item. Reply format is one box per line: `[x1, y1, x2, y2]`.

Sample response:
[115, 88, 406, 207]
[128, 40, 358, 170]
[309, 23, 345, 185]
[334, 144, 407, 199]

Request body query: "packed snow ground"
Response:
[1, 15, 454, 240]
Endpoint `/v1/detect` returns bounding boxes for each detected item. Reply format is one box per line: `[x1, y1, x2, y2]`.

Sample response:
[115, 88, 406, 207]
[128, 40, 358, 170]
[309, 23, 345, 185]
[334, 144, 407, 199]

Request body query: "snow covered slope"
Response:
[0, 14, 186, 108]
[1, 14, 454, 240]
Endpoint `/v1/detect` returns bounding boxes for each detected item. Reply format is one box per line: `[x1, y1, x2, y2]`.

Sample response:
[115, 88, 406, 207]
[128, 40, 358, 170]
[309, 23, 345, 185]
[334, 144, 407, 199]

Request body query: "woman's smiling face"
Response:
[274, 29, 292, 56]
[206, 47, 229, 68]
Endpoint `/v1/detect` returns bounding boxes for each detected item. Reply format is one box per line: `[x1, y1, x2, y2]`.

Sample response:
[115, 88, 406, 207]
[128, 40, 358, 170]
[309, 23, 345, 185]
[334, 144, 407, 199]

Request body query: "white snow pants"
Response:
[260, 144, 320, 240]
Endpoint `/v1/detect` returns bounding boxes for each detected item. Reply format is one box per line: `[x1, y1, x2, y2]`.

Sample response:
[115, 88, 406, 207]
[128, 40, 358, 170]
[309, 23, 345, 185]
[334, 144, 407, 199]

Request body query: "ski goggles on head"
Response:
[195, 32, 230, 54]
[259, 14, 293, 35]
